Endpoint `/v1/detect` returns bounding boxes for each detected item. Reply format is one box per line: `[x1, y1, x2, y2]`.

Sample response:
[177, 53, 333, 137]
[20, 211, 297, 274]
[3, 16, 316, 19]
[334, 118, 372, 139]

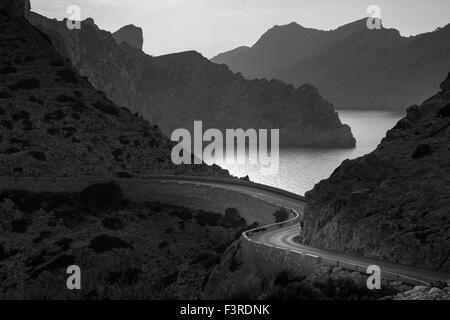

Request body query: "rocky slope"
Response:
[299, 74, 450, 272]
[213, 19, 450, 110]
[28, 13, 355, 148]
[0, 0, 227, 178]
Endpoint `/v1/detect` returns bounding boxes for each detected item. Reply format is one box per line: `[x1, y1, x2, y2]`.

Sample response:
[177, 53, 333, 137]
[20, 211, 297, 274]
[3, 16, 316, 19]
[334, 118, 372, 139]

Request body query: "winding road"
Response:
[2, 175, 449, 286]
[159, 177, 450, 286]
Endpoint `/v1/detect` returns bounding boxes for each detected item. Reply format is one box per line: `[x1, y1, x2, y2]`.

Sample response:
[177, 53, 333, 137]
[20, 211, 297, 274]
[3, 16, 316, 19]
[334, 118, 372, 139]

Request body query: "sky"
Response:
[31, 0, 450, 58]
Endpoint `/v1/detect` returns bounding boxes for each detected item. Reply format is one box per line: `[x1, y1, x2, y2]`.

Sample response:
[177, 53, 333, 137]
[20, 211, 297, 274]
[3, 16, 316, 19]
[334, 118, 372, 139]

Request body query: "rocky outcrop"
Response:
[28, 13, 355, 148]
[394, 283, 450, 300]
[112, 24, 143, 50]
[300, 74, 450, 272]
[213, 19, 450, 111]
[0, 2, 227, 178]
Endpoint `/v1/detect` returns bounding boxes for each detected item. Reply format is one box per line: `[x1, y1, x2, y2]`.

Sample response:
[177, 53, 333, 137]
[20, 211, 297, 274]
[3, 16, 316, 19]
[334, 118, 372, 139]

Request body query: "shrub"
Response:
[411, 144, 432, 159]
[22, 119, 33, 130]
[116, 171, 132, 178]
[49, 59, 64, 67]
[436, 103, 450, 118]
[158, 241, 168, 249]
[1, 120, 13, 129]
[89, 234, 132, 253]
[72, 102, 87, 112]
[5, 147, 20, 154]
[191, 252, 221, 268]
[56, 94, 76, 103]
[223, 208, 246, 228]
[28, 151, 47, 161]
[11, 110, 30, 121]
[196, 209, 222, 226]
[44, 110, 66, 122]
[93, 101, 119, 116]
[10, 138, 30, 147]
[0, 66, 17, 74]
[102, 217, 125, 230]
[54, 238, 73, 251]
[8, 79, 40, 90]
[0, 91, 12, 99]
[158, 271, 178, 288]
[11, 218, 31, 233]
[79, 182, 123, 211]
[29, 96, 43, 104]
[56, 68, 77, 83]
[273, 208, 290, 223]
[47, 128, 59, 136]
[30, 254, 76, 280]
[54, 208, 85, 227]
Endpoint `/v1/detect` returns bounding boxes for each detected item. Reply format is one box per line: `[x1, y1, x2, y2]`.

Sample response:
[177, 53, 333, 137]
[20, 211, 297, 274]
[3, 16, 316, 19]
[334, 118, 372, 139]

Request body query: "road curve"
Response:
[160, 177, 450, 285]
[2, 175, 449, 285]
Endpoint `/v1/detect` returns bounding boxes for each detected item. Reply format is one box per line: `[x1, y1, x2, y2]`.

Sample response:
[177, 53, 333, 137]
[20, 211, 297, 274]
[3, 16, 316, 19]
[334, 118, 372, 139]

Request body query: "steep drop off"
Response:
[300, 74, 450, 272]
[28, 13, 355, 148]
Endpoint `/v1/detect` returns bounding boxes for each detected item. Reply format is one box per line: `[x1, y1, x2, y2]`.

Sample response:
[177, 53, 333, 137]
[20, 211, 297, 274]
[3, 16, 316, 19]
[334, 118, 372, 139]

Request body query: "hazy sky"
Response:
[31, 0, 450, 58]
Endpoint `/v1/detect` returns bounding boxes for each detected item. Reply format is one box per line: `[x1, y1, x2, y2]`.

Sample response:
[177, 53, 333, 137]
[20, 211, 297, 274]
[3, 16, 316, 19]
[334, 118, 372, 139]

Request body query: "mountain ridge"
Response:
[212, 19, 450, 110]
[29, 12, 356, 148]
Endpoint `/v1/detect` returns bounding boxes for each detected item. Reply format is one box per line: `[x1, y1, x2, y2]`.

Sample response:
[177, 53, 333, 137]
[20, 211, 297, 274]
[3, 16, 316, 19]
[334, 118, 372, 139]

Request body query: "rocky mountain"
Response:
[212, 19, 450, 111]
[28, 13, 355, 148]
[112, 24, 143, 50]
[0, 0, 227, 178]
[299, 74, 450, 272]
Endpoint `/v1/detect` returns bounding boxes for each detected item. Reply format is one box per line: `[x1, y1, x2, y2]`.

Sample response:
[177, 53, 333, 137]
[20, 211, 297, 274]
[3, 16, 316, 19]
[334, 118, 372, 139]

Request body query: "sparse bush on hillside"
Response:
[196, 209, 222, 226]
[93, 101, 119, 116]
[79, 182, 123, 211]
[223, 208, 246, 228]
[1, 120, 13, 129]
[44, 110, 66, 123]
[55, 68, 77, 83]
[273, 207, 290, 223]
[411, 144, 432, 159]
[8, 78, 40, 90]
[11, 110, 30, 121]
[28, 151, 47, 161]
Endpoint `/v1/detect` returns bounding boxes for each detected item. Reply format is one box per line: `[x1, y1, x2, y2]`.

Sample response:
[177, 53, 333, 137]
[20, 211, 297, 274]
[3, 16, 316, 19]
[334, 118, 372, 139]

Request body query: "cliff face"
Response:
[300, 74, 450, 272]
[28, 13, 355, 148]
[0, 2, 227, 178]
[213, 20, 450, 111]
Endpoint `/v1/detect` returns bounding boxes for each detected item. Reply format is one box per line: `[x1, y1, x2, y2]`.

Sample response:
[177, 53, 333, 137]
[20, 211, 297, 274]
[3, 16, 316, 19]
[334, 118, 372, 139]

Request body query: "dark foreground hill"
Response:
[28, 13, 355, 148]
[0, 0, 226, 178]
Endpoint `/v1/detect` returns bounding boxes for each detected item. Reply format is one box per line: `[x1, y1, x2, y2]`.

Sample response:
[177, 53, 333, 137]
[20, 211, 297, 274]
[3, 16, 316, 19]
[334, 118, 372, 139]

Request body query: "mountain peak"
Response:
[113, 24, 144, 50]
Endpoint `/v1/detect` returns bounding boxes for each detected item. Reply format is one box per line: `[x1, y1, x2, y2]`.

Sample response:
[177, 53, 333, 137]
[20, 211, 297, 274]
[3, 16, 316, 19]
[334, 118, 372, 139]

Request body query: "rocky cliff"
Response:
[213, 19, 450, 111]
[28, 13, 355, 148]
[112, 24, 143, 50]
[300, 74, 450, 272]
[0, 1, 226, 178]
